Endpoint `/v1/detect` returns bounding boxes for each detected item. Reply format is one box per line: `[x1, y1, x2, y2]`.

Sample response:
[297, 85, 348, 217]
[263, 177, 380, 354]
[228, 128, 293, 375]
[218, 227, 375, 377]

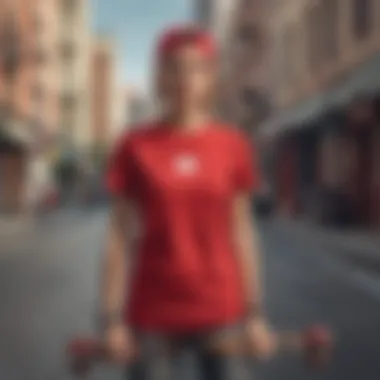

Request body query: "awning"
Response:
[330, 51, 380, 104]
[260, 51, 380, 137]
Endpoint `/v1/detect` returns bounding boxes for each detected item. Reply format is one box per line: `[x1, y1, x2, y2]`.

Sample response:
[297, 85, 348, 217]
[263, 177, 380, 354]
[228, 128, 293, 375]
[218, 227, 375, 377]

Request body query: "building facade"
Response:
[90, 36, 117, 155]
[0, 0, 57, 213]
[52, 0, 94, 204]
[262, 0, 380, 135]
[195, 0, 273, 192]
[196, 0, 237, 45]
[58, 0, 92, 154]
[0, 0, 125, 213]
[261, 0, 380, 227]
[25, 0, 62, 210]
[222, 0, 272, 130]
[195, 0, 241, 122]
[33, 0, 60, 136]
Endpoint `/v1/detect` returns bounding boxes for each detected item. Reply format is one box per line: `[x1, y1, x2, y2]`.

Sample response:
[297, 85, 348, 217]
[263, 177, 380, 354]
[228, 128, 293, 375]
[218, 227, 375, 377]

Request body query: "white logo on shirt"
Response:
[173, 154, 199, 175]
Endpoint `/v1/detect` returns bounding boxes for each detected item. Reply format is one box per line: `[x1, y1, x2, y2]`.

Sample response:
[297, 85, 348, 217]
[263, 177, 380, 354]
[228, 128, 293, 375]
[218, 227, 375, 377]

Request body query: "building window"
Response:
[321, 0, 339, 61]
[352, 0, 372, 39]
[237, 24, 261, 47]
[235, 23, 263, 62]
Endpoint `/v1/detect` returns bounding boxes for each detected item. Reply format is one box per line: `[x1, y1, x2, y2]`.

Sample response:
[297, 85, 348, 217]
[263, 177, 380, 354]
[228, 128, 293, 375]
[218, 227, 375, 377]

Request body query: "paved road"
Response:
[1, 210, 380, 379]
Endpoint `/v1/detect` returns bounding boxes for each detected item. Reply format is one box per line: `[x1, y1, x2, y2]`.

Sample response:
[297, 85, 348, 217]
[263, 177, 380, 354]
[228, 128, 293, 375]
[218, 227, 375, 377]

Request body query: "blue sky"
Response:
[92, 0, 192, 91]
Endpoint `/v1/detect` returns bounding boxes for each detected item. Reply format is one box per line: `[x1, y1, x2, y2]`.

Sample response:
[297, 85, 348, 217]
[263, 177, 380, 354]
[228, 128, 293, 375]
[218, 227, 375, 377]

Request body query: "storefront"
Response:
[262, 52, 380, 228]
[344, 96, 380, 227]
[274, 130, 299, 216]
[0, 117, 55, 215]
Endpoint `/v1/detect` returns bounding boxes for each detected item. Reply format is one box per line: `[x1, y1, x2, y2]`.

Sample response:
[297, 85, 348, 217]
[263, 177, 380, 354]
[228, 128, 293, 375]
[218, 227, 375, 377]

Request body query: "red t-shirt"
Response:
[107, 121, 259, 332]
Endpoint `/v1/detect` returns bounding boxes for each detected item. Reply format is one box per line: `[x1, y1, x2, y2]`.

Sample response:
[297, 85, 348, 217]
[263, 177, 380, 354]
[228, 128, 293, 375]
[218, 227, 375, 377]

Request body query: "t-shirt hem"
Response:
[126, 309, 245, 334]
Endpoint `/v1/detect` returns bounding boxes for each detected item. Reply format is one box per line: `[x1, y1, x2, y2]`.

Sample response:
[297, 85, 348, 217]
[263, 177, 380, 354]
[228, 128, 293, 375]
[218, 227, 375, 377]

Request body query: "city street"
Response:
[1, 210, 380, 379]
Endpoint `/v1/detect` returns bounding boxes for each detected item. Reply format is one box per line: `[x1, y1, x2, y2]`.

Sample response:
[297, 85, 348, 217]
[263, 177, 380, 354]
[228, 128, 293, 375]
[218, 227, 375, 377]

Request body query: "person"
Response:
[100, 24, 275, 380]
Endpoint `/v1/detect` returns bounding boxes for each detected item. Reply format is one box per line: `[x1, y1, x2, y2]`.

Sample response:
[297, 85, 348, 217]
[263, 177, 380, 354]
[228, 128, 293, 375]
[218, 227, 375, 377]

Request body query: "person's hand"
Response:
[245, 317, 277, 360]
[104, 323, 137, 364]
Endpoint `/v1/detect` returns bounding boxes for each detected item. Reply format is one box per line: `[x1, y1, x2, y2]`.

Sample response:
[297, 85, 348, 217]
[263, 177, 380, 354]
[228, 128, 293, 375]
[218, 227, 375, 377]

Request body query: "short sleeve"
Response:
[233, 133, 261, 193]
[106, 134, 135, 197]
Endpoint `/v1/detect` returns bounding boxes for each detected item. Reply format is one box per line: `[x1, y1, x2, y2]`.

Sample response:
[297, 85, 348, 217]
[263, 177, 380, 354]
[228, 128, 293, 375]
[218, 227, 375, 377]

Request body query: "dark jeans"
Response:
[126, 325, 252, 380]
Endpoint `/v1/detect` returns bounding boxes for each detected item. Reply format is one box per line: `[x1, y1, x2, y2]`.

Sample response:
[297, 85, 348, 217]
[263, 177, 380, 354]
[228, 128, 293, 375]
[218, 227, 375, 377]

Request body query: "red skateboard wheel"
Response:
[303, 325, 333, 368]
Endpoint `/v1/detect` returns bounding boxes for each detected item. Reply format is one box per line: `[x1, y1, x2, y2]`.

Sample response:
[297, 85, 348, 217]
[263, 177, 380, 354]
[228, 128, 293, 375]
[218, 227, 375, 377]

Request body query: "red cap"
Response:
[156, 24, 217, 62]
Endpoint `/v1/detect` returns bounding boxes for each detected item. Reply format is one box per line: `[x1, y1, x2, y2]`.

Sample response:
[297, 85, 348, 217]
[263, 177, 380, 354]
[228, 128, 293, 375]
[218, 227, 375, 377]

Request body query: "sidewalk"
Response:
[0, 208, 88, 259]
[273, 216, 380, 274]
[0, 215, 36, 256]
[0, 215, 33, 237]
[1, 205, 104, 234]
[0, 208, 77, 241]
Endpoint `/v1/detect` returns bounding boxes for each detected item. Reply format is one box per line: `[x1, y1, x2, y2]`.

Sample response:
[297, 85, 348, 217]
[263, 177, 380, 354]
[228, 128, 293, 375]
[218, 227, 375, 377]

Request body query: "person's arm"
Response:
[100, 197, 132, 329]
[99, 133, 138, 362]
[231, 132, 264, 317]
[232, 193, 263, 318]
[100, 131, 137, 325]
[231, 132, 276, 359]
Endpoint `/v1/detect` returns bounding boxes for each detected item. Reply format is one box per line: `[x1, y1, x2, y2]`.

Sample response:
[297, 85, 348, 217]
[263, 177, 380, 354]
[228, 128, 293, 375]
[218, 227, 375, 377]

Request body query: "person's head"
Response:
[154, 25, 218, 116]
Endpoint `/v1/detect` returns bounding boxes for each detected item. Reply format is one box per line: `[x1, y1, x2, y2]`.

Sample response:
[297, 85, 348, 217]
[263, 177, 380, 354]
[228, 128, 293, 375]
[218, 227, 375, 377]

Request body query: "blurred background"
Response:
[199, 0, 380, 229]
[1, 0, 380, 379]
[0, 0, 150, 218]
[1, 0, 379, 229]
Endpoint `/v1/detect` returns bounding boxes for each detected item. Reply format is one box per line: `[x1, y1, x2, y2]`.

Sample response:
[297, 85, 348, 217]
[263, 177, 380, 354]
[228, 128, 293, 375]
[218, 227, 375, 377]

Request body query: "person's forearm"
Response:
[102, 237, 126, 321]
[233, 198, 263, 316]
[245, 224, 263, 315]
[237, 221, 263, 314]
[101, 207, 130, 327]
